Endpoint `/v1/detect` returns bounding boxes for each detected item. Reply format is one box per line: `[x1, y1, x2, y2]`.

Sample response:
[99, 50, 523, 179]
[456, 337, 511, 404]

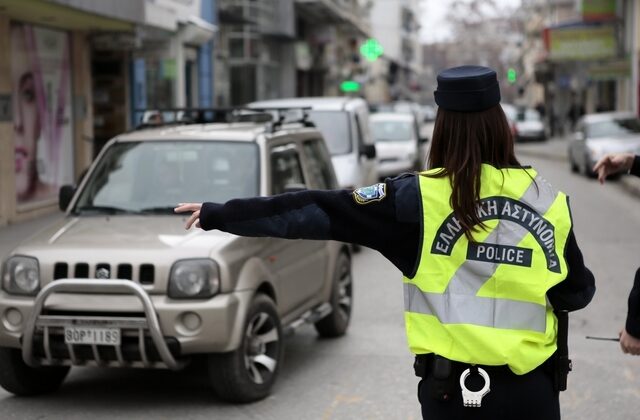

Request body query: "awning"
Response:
[179, 15, 217, 46]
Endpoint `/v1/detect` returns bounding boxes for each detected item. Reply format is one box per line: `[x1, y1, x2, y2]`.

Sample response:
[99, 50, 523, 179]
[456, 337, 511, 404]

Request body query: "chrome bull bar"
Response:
[22, 279, 179, 370]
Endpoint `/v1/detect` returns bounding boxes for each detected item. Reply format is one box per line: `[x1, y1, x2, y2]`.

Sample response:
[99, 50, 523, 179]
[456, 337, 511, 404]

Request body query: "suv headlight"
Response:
[168, 259, 220, 299]
[2, 256, 40, 296]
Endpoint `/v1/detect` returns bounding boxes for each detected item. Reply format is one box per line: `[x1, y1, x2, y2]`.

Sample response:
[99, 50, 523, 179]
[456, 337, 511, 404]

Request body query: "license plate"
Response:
[64, 327, 121, 346]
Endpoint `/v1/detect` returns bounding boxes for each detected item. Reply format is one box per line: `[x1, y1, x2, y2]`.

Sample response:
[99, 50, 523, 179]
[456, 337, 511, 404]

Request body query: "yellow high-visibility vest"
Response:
[405, 164, 572, 374]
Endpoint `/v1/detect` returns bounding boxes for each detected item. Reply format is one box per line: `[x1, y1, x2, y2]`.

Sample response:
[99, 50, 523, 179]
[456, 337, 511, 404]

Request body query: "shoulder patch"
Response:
[353, 183, 387, 205]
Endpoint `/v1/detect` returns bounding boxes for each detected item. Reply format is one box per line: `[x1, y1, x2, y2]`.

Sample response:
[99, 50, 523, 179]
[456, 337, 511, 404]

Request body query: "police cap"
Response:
[434, 65, 501, 112]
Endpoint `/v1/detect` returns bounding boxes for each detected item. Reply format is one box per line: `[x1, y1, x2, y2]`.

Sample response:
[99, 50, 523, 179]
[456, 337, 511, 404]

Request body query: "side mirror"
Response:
[419, 137, 429, 144]
[360, 144, 377, 159]
[284, 183, 307, 193]
[573, 132, 585, 141]
[59, 185, 75, 211]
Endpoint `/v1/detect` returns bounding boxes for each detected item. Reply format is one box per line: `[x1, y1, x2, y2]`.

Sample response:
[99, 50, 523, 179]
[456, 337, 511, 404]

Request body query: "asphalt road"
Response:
[1, 150, 639, 419]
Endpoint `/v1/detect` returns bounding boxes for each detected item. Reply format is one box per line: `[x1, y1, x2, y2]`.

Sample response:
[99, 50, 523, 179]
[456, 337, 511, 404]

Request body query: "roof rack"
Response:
[133, 107, 315, 133]
[249, 106, 315, 133]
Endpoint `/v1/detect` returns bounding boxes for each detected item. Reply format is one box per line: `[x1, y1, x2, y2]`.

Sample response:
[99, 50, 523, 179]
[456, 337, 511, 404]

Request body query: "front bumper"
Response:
[0, 280, 253, 369]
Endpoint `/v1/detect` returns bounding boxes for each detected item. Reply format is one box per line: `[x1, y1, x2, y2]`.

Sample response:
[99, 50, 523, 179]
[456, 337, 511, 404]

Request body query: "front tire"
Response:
[208, 294, 283, 403]
[0, 347, 70, 396]
[314, 252, 353, 338]
[569, 155, 579, 173]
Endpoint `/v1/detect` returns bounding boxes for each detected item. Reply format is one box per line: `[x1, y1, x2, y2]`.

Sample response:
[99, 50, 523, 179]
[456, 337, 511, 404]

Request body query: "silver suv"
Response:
[0, 110, 353, 402]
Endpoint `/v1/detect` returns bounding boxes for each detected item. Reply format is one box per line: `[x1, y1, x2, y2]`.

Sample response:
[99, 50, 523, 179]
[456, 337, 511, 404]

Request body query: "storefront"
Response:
[0, 1, 134, 226]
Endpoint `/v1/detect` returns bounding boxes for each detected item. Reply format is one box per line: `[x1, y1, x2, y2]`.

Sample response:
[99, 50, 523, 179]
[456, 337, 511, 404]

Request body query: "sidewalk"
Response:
[0, 211, 63, 261]
[516, 136, 640, 199]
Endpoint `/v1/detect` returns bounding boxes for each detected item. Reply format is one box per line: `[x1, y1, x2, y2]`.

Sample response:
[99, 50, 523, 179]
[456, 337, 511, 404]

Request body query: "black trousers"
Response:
[417, 362, 560, 420]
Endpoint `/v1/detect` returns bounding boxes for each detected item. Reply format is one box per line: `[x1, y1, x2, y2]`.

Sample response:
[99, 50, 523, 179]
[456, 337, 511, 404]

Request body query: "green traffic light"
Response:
[360, 39, 384, 62]
[340, 80, 361, 93]
[507, 68, 517, 84]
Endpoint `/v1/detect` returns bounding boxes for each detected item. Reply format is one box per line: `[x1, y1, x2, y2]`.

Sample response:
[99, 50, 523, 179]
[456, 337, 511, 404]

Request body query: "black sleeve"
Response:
[625, 268, 640, 338]
[198, 175, 422, 277]
[630, 155, 640, 177]
[546, 230, 596, 312]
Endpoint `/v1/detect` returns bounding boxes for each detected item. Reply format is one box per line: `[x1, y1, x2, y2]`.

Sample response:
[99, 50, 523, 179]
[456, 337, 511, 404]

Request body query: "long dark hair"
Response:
[425, 104, 522, 240]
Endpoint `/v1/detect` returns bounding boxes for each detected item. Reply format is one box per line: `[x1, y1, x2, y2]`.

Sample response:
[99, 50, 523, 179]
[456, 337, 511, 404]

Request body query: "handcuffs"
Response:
[459, 366, 491, 407]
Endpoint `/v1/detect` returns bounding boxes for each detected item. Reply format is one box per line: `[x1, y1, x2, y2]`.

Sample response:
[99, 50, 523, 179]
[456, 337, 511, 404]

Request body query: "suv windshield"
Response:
[307, 111, 352, 155]
[73, 141, 259, 214]
[371, 120, 414, 142]
[587, 118, 640, 139]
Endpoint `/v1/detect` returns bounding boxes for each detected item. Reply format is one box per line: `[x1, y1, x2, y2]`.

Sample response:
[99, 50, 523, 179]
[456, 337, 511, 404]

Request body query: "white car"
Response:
[249, 97, 377, 189]
[514, 108, 546, 142]
[501, 104, 546, 142]
[370, 112, 420, 178]
[569, 112, 640, 178]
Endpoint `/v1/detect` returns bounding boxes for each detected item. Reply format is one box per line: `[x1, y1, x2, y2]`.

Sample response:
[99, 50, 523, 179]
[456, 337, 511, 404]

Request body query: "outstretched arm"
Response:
[592, 153, 638, 184]
[174, 176, 422, 277]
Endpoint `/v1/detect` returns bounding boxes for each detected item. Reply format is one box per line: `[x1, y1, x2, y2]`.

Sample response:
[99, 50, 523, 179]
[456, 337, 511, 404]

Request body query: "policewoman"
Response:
[175, 66, 595, 419]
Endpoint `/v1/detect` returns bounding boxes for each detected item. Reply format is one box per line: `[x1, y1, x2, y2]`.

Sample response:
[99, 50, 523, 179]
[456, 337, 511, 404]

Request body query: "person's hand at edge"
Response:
[593, 153, 635, 184]
[619, 328, 640, 355]
[174, 203, 203, 229]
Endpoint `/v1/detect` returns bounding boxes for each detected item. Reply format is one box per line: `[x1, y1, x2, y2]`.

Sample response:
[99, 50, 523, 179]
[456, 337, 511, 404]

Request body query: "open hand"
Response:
[620, 328, 640, 355]
[592, 153, 634, 184]
[174, 203, 203, 229]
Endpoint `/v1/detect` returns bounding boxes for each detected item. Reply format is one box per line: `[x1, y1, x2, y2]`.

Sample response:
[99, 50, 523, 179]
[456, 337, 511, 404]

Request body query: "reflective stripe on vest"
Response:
[404, 164, 572, 374]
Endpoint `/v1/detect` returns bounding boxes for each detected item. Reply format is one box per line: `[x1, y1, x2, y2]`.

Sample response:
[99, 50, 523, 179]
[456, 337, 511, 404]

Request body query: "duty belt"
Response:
[414, 353, 556, 407]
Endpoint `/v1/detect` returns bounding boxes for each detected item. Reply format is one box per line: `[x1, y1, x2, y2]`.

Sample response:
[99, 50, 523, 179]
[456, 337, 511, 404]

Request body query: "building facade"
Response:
[0, 0, 217, 226]
[367, 0, 422, 104]
[522, 0, 637, 134]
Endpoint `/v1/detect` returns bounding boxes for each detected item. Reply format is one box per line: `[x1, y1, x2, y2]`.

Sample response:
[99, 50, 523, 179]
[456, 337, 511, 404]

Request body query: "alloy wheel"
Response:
[243, 311, 280, 385]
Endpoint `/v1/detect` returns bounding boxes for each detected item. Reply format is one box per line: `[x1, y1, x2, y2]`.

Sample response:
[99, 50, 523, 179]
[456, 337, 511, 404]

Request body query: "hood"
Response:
[13, 215, 236, 259]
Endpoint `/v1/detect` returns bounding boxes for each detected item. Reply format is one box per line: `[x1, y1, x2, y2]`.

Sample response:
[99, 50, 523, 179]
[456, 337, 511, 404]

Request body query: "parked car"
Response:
[569, 112, 640, 178]
[501, 104, 546, 142]
[0, 111, 353, 403]
[513, 108, 546, 142]
[249, 97, 377, 189]
[371, 101, 430, 167]
[370, 112, 420, 178]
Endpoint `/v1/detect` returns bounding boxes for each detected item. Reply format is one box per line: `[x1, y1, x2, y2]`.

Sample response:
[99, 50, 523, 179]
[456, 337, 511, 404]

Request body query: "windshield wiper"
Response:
[74, 205, 140, 215]
[138, 206, 181, 215]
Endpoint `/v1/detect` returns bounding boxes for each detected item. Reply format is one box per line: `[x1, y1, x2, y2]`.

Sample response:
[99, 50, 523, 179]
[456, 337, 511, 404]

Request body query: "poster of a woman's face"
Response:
[11, 24, 73, 205]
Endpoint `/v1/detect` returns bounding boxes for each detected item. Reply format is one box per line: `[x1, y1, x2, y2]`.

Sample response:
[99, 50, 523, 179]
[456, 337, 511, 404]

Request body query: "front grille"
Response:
[54, 263, 68, 280]
[96, 263, 111, 279]
[139, 264, 155, 285]
[53, 262, 155, 285]
[117, 264, 133, 280]
[75, 263, 89, 278]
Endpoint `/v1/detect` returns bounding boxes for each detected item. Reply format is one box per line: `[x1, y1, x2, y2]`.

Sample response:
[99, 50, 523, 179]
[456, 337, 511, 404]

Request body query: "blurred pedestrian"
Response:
[593, 152, 640, 355]
[175, 65, 595, 419]
[567, 92, 585, 132]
